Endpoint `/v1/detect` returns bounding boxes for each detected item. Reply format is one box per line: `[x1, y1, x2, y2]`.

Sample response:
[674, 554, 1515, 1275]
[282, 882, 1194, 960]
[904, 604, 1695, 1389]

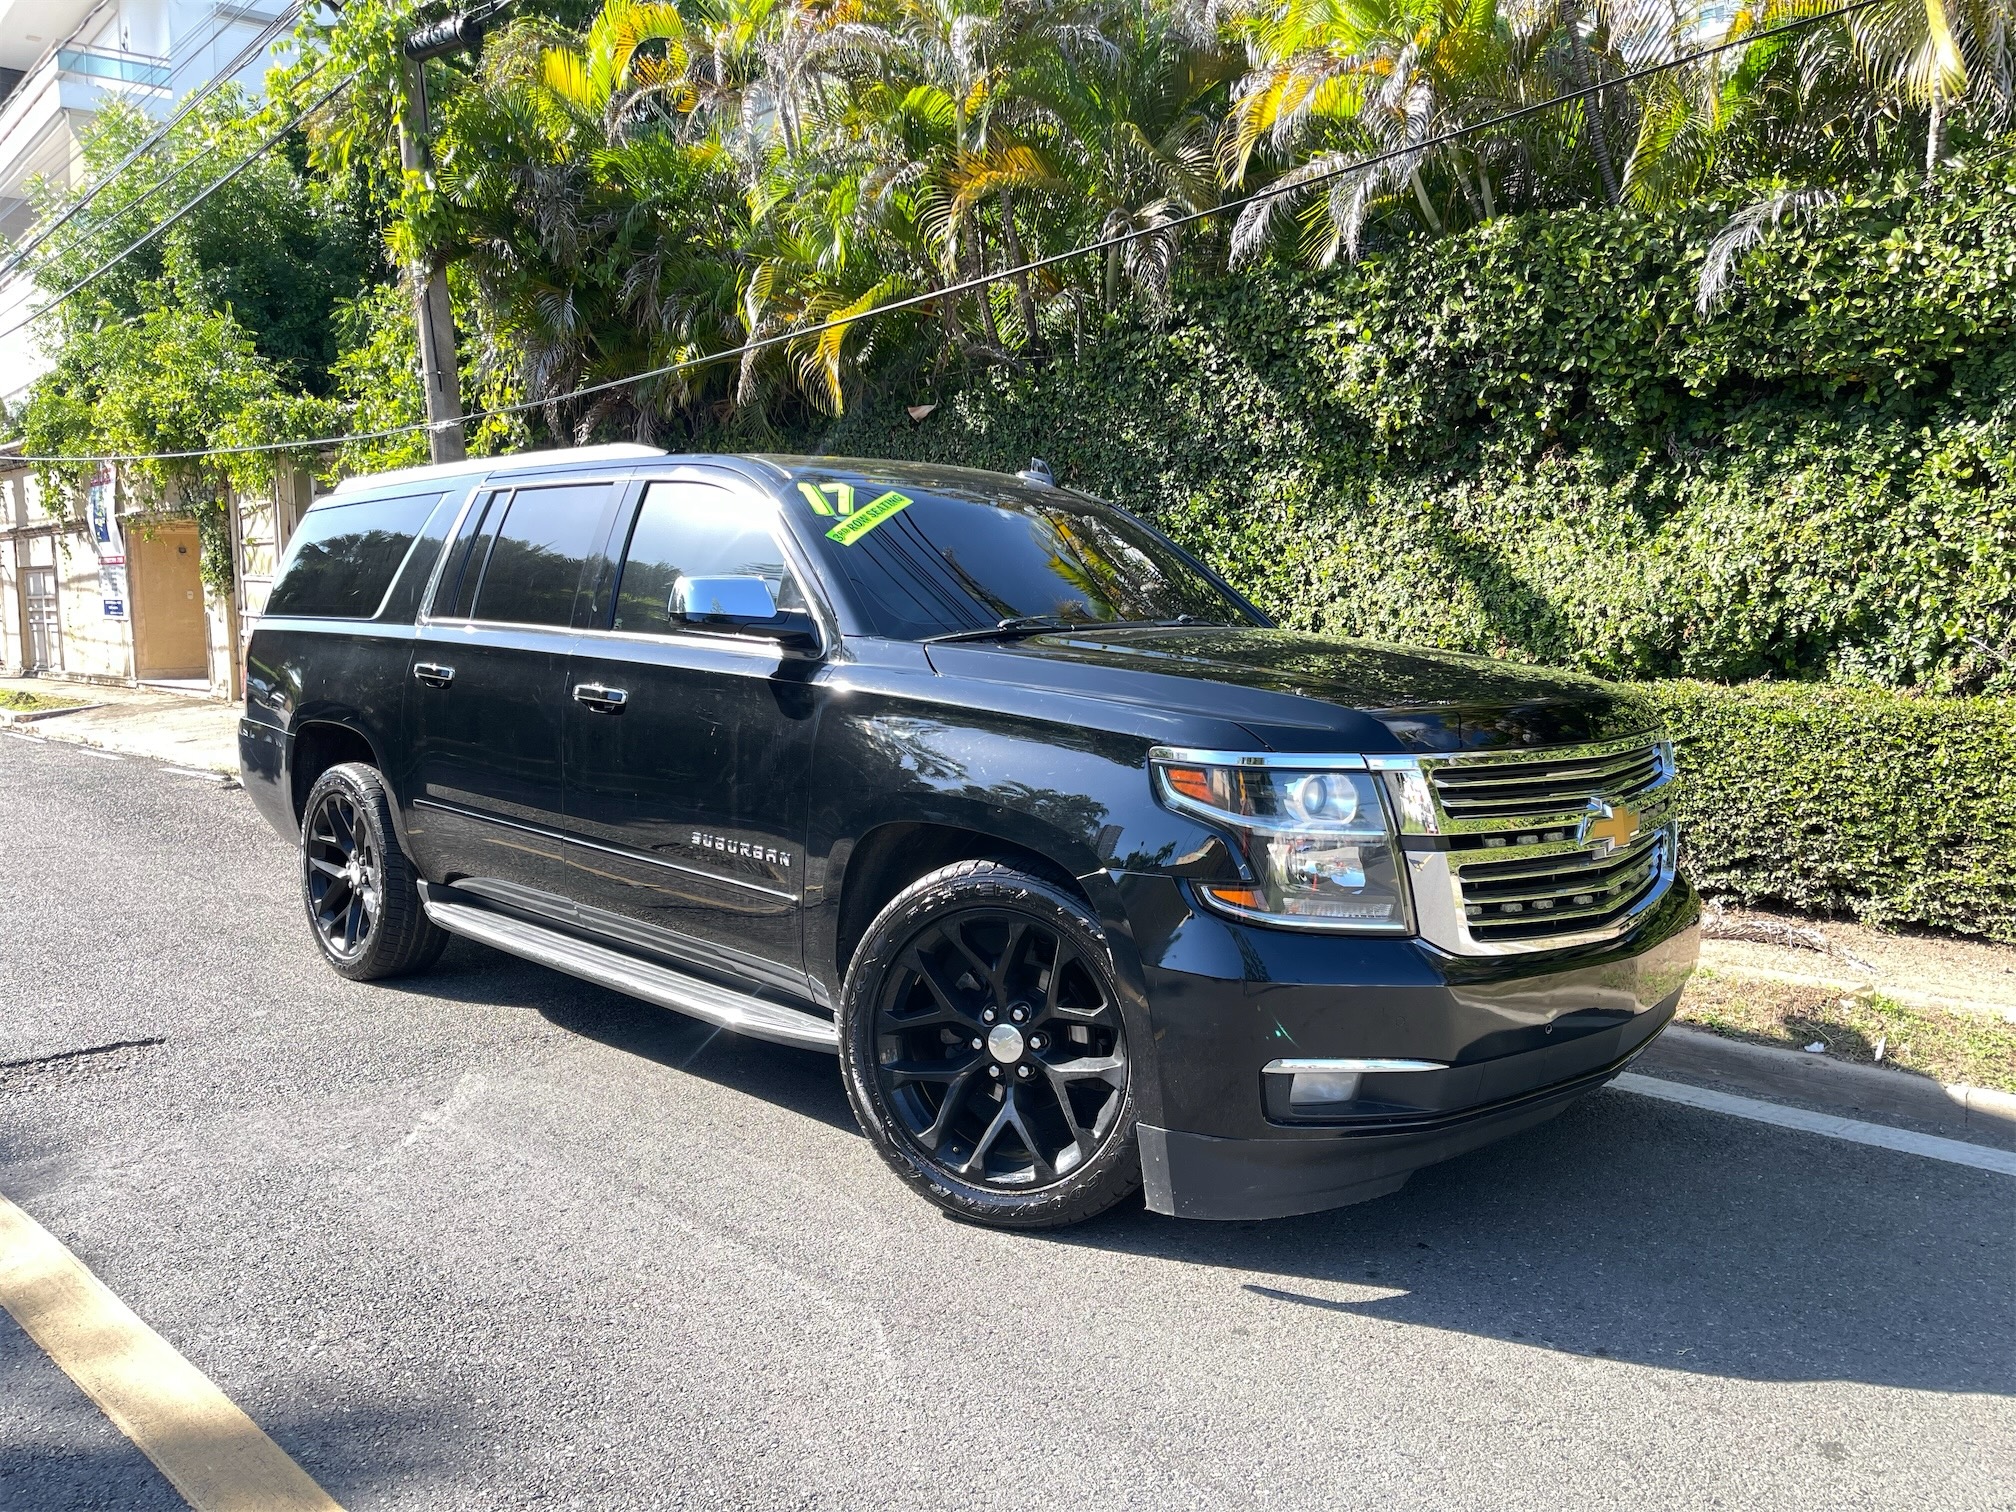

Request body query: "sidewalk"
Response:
[0, 676, 239, 775]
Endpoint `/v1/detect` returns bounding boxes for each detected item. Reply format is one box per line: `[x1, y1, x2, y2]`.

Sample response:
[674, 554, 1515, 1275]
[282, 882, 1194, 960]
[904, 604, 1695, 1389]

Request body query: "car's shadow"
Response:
[392, 939, 859, 1133]
[403, 942, 2016, 1400]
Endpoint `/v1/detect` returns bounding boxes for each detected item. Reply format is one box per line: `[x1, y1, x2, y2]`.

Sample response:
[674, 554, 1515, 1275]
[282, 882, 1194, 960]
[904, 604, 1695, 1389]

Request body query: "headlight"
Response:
[1151, 755, 1412, 933]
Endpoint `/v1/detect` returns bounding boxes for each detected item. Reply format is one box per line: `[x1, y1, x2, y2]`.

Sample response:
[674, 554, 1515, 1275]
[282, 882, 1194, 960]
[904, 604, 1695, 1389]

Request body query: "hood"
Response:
[924, 627, 1658, 755]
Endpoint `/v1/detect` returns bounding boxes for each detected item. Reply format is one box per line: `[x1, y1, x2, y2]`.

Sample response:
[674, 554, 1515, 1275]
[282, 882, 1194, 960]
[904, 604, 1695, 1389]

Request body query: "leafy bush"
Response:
[812, 146, 2016, 695]
[1648, 682, 2016, 943]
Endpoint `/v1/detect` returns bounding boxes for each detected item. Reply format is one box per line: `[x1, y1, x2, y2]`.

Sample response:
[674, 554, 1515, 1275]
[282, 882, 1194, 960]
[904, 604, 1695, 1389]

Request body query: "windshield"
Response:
[786, 468, 1258, 640]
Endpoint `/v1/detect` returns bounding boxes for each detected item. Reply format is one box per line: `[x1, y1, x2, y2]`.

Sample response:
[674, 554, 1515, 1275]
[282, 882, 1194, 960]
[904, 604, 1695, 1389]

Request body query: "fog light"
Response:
[1289, 1070, 1362, 1105]
[1265, 1058, 1449, 1116]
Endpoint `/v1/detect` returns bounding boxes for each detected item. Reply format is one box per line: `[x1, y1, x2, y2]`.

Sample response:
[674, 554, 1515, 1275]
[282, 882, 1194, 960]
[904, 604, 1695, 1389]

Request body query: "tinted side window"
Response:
[433, 491, 503, 620]
[264, 491, 444, 619]
[470, 485, 610, 627]
[612, 483, 805, 635]
[375, 493, 464, 623]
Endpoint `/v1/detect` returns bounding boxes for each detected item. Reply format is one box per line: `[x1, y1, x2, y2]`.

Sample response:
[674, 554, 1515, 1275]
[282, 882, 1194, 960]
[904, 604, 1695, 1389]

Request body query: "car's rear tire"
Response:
[300, 762, 447, 981]
[839, 860, 1141, 1229]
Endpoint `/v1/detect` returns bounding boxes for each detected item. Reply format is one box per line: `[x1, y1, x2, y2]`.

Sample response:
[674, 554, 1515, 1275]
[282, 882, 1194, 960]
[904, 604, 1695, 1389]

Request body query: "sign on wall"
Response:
[87, 466, 125, 566]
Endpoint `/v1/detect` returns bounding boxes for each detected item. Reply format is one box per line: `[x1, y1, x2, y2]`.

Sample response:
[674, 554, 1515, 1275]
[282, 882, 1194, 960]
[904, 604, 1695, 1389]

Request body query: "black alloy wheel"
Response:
[841, 860, 1141, 1228]
[306, 787, 381, 961]
[299, 762, 447, 982]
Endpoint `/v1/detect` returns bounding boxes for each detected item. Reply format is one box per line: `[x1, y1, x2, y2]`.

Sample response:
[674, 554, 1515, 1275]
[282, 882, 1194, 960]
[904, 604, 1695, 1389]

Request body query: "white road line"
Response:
[80, 748, 122, 761]
[1613, 1072, 2016, 1176]
[161, 766, 232, 783]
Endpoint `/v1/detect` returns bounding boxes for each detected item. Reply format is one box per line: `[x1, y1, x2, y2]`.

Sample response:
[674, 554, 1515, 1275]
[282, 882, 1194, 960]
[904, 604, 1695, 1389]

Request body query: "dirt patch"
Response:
[1678, 972, 2016, 1094]
[1700, 901, 2016, 1017]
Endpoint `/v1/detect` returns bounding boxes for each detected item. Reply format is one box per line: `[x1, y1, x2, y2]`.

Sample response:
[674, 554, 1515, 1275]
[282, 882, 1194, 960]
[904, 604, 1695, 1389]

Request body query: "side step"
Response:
[422, 897, 839, 1053]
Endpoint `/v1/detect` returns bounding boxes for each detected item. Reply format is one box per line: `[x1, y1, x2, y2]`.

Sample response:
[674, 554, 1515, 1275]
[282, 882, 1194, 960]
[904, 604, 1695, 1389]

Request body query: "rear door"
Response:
[558, 477, 822, 993]
[403, 478, 625, 913]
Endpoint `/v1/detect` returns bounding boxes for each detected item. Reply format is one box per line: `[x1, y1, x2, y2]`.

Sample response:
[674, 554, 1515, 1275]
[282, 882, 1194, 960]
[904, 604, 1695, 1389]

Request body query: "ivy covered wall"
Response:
[815, 150, 2016, 697]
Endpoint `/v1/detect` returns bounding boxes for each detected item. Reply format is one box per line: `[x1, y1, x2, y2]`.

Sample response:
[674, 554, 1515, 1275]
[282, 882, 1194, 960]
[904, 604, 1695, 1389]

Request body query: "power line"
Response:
[0, 66, 360, 347]
[0, 4, 308, 284]
[11, 0, 1886, 466]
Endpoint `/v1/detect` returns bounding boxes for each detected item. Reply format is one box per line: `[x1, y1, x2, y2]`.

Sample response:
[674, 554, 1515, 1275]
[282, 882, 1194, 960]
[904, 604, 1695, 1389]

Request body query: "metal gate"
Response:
[24, 566, 60, 673]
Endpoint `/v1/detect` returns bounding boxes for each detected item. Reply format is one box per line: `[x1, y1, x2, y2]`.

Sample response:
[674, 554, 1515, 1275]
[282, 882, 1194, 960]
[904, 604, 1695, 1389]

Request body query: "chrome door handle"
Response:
[414, 662, 455, 688]
[572, 683, 629, 713]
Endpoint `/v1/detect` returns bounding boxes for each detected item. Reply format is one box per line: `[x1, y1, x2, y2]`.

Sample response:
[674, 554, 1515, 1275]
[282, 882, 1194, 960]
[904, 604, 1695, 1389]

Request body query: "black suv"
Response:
[241, 446, 1698, 1228]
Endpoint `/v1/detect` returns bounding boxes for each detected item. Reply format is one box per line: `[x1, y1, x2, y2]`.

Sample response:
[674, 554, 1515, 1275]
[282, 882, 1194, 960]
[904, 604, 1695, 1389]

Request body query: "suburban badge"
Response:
[691, 831, 793, 869]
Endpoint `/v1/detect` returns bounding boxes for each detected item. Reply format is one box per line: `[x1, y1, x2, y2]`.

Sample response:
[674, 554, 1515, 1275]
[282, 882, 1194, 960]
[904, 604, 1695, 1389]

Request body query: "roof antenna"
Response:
[1017, 457, 1055, 487]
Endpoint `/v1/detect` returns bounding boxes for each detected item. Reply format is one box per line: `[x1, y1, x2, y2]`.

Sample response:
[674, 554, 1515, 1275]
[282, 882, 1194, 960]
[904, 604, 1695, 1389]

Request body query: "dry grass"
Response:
[1680, 970, 2016, 1094]
[0, 689, 85, 713]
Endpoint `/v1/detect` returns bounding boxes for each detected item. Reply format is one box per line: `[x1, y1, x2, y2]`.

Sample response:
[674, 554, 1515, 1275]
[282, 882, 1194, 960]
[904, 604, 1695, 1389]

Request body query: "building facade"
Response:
[0, 0, 296, 696]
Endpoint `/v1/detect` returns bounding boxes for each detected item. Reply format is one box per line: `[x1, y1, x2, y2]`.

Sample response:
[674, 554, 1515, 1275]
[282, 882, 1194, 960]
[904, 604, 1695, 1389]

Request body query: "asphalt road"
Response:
[2, 733, 2011, 1512]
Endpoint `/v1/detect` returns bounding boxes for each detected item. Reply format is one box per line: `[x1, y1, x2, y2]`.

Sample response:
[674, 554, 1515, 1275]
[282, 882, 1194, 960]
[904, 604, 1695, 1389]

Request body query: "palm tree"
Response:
[1626, 0, 2014, 203]
[421, 9, 746, 441]
[1217, 0, 1539, 264]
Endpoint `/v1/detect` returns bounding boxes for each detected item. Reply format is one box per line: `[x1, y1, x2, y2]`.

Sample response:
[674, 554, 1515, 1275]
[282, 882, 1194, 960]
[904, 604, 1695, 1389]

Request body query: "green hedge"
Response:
[811, 147, 2016, 696]
[1649, 682, 2016, 941]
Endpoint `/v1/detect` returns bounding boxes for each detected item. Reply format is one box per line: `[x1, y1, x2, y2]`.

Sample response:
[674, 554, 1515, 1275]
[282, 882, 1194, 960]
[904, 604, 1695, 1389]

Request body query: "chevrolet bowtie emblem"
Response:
[1581, 799, 1642, 856]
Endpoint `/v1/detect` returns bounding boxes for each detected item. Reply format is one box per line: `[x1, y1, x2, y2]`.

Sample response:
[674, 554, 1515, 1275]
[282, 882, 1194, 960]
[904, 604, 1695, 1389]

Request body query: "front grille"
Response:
[1406, 734, 1678, 952]
[1455, 833, 1666, 942]
[1430, 741, 1665, 824]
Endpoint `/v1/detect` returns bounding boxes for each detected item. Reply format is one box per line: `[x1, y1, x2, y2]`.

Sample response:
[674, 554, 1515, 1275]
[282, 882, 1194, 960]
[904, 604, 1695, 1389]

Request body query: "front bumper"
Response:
[1116, 871, 1699, 1220]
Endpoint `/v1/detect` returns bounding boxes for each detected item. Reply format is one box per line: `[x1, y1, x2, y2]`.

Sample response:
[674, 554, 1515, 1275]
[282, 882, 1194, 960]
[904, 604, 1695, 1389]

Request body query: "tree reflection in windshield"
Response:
[795, 467, 1256, 640]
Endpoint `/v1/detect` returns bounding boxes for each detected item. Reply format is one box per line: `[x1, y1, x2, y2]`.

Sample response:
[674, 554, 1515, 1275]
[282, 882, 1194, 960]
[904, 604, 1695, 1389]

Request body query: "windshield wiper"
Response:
[924, 614, 1226, 645]
[924, 615, 1091, 644]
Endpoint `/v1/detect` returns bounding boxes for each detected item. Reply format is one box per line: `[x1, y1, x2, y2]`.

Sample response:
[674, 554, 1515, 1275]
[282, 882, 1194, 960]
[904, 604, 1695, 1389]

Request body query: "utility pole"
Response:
[399, 13, 489, 464]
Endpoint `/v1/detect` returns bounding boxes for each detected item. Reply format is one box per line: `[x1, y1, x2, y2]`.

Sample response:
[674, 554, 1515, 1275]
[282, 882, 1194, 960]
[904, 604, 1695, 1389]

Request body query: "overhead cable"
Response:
[0, 66, 360, 347]
[0, 4, 308, 284]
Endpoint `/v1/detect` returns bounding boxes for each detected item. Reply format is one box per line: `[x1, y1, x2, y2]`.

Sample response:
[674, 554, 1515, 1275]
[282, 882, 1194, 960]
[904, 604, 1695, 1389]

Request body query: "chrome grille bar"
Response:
[1389, 732, 1680, 955]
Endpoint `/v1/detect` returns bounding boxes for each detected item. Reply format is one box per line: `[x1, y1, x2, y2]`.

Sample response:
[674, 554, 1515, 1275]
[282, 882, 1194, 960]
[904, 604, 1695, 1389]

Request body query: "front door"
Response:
[560, 478, 822, 994]
[403, 479, 623, 915]
[129, 521, 207, 681]
[24, 567, 59, 673]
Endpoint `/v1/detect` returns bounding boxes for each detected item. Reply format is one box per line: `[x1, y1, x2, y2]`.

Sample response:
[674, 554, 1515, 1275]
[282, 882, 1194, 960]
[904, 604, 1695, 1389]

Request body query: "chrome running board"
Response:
[422, 897, 839, 1053]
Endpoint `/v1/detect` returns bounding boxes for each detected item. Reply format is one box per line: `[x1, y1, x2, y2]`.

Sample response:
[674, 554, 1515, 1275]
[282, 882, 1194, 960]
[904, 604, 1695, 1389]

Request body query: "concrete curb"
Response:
[1636, 1024, 2016, 1151]
[0, 704, 107, 725]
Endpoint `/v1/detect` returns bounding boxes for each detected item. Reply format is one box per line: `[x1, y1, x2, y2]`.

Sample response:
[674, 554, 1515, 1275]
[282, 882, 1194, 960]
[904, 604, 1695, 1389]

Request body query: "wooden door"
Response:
[129, 522, 208, 681]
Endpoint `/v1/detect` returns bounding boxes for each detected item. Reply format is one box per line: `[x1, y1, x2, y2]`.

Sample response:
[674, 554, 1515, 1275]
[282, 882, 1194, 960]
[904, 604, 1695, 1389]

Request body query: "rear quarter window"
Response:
[265, 491, 447, 619]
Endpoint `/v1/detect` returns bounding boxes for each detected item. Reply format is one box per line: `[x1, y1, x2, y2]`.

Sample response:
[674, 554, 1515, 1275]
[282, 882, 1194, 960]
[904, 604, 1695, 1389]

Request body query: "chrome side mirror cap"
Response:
[673, 575, 778, 621]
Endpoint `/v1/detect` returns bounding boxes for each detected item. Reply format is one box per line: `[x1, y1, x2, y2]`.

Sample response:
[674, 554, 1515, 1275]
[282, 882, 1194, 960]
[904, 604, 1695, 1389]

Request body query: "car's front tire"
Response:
[839, 860, 1141, 1229]
[300, 762, 447, 981]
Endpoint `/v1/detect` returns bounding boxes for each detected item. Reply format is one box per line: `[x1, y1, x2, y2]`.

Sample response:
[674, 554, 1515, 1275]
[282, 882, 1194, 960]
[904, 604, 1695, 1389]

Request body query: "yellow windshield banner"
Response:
[826, 489, 914, 545]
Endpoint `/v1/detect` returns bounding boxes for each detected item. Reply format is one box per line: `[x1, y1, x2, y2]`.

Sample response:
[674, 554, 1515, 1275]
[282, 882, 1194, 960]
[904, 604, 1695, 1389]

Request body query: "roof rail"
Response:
[328, 443, 668, 496]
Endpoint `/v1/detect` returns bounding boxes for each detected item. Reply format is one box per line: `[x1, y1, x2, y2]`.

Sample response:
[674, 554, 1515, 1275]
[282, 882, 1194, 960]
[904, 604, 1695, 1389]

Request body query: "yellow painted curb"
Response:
[0, 1192, 343, 1512]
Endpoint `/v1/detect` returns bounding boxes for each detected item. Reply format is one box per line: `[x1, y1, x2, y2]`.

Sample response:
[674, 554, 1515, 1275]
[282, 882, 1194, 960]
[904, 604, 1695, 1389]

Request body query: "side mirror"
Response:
[671, 575, 821, 654]
[673, 575, 778, 620]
